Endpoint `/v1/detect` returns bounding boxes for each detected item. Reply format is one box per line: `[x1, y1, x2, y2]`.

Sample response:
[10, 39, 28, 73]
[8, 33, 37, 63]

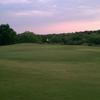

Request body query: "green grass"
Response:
[0, 43, 100, 100]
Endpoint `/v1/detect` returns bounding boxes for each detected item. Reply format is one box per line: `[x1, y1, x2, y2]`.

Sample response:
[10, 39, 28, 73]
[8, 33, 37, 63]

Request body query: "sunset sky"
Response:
[0, 0, 100, 34]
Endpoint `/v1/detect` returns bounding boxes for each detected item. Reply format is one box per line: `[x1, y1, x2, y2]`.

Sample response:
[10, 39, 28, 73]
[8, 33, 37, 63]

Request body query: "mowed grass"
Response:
[0, 44, 100, 100]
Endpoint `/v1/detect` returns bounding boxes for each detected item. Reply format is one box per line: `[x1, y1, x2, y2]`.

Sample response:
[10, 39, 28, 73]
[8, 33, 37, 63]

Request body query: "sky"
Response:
[0, 0, 100, 34]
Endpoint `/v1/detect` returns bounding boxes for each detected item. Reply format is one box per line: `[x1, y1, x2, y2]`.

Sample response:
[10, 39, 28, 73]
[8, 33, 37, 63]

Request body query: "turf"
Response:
[0, 43, 100, 100]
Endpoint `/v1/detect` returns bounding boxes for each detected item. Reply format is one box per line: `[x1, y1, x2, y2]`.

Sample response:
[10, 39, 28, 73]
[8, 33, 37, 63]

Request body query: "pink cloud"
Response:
[35, 20, 100, 34]
[14, 20, 100, 34]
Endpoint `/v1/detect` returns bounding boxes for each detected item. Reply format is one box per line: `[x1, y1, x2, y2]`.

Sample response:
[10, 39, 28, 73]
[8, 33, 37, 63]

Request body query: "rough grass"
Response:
[0, 44, 100, 100]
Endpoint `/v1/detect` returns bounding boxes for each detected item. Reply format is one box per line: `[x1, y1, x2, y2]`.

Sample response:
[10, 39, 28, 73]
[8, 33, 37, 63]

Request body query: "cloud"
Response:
[12, 10, 53, 17]
[38, 0, 49, 3]
[1, 0, 100, 34]
[0, 0, 30, 4]
[35, 20, 100, 34]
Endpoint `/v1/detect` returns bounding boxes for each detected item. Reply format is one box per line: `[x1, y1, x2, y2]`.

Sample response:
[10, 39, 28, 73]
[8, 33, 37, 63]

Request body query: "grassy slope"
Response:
[0, 44, 100, 100]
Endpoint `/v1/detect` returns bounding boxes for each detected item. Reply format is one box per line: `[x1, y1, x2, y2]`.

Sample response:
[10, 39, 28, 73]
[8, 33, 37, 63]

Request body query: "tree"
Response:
[87, 34, 100, 45]
[0, 24, 16, 45]
[17, 31, 41, 43]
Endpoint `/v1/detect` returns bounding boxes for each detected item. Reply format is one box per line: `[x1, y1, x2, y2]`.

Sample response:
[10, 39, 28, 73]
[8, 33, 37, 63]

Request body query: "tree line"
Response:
[0, 24, 100, 46]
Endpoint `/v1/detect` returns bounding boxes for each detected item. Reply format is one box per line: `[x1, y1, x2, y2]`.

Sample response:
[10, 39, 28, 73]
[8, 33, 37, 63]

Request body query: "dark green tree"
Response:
[17, 31, 41, 43]
[0, 24, 16, 45]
